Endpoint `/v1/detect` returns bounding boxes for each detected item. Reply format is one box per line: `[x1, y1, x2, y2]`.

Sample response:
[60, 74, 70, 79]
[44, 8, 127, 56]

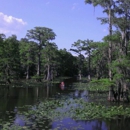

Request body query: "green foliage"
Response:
[84, 0, 130, 85]
[111, 57, 130, 81]
[90, 78, 111, 84]
[19, 38, 37, 78]
[26, 27, 56, 44]
[57, 49, 78, 76]
[0, 32, 79, 81]
[74, 78, 115, 92]
[103, 33, 121, 43]
[31, 75, 43, 80]
[89, 79, 115, 91]
[0, 35, 20, 81]
[9, 99, 130, 125]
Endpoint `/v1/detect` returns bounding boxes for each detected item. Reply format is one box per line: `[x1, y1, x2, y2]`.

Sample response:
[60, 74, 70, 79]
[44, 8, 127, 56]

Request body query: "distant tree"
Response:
[82, 39, 94, 81]
[70, 40, 85, 80]
[19, 38, 37, 79]
[91, 41, 108, 79]
[0, 34, 6, 80]
[58, 49, 78, 77]
[26, 27, 56, 81]
[41, 42, 58, 81]
[0, 35, 20, 83]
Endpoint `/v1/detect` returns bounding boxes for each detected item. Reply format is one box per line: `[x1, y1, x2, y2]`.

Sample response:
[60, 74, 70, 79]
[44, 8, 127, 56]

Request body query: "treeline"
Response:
[0, 27, 80, 83]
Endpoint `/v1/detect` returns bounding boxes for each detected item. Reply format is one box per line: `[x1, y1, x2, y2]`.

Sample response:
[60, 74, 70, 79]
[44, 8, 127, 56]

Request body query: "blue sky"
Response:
[0, 0, 108, 51]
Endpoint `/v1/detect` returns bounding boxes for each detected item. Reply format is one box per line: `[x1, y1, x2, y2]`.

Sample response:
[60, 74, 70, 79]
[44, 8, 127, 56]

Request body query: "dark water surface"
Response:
[0, 78, 130, 130]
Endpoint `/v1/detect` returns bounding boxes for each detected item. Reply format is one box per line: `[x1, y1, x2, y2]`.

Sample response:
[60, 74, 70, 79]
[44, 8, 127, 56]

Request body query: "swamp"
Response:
[1, 0, 130, 129]
[0, 77, 130, 130]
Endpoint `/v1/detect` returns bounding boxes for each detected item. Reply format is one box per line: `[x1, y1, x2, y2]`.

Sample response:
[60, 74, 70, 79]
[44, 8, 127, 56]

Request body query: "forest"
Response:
[0, 28, 79, 82]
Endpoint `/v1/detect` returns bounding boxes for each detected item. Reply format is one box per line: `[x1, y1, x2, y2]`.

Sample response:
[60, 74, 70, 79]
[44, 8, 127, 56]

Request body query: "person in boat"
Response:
[60, 81, 65, 90]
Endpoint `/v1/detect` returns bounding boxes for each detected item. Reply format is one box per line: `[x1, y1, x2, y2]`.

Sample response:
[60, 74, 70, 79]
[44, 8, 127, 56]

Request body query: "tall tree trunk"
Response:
[37, 53, 41, 76]
[117, 10, 129, 101]
[124, 8, 129, 56]
[37, 47, 41, 81]
[46, 82, 49, 98]
[88, 48, 91, 81]
[108, 4, 114, 101]
[78, 70, 82, 80]
[36, 87, 39, 98]
[47, 58, 50, 81]
[51, 67, 53, 81]
[5, 64, 11, 84]
[108, 5, 112, 81]
[79, 54, 82, 80]
[26, 65, 30, 80]
[47, 64, 50, 81]
[96, 66, 101, 80]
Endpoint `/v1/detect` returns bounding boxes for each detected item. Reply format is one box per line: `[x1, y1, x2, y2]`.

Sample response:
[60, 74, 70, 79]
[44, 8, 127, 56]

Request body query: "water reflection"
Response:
[52, 118, 107, 130]
[52, 117, 130, 130]
[74, 90, 88, 100]
[0, 83, 58, 110]
[0, 82, 59, 123]
[14, 114, 26, 126]
[105, 118, 130, 130]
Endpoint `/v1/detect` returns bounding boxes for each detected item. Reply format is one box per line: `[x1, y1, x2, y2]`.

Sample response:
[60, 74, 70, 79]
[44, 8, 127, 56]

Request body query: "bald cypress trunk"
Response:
[36, 46, 41, 82]
[108, 4, 114, 101]
[46, 58, 51, 81]
[26, 65, 30, 80]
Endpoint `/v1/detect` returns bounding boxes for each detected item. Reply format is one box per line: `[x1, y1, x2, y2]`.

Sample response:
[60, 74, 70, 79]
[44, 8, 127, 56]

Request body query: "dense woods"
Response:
[0, 29, 79, 82]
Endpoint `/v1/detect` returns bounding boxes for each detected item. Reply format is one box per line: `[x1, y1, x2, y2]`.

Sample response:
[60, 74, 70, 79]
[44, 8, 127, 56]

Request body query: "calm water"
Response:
[0, 78, 130, 130]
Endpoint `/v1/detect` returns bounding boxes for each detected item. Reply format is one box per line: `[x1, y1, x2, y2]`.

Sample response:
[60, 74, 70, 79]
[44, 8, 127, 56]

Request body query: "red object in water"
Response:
[60, 82, 65, 90]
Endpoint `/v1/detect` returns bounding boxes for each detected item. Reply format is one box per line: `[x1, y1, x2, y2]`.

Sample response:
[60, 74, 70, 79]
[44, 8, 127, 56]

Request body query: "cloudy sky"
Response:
[0, 0, 108, 50]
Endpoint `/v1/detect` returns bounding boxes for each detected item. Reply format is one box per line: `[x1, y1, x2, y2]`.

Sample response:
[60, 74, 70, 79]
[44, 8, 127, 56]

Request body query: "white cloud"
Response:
[0, 12, 27, 35]
[71, 3, 79, 10]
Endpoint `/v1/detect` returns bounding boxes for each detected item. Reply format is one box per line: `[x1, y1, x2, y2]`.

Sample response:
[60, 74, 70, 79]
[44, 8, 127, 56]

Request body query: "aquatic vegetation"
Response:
[74, 78, 115, 92]
[2, 124, 30, 130]
[14, 99, 130, 123]
[74, 82, 109, 92]
[1, 95, 130, 129]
